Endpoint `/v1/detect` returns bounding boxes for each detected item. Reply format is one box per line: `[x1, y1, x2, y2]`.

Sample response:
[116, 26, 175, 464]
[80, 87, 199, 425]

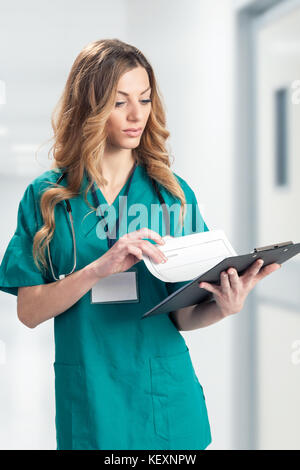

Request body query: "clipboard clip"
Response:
[253, 241, 293, 253]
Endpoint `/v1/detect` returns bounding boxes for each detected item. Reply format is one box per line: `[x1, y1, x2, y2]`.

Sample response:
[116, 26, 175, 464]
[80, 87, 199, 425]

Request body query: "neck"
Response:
[100, 149, 136, 187]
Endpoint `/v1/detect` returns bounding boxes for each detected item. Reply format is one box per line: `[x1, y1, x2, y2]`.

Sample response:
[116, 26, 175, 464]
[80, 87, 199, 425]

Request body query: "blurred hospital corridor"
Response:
[0, 0, 300, 450]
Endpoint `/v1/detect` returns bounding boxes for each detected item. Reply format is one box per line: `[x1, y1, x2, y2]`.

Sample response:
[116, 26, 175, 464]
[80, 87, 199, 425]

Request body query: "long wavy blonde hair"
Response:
[33, 38, 187, 275]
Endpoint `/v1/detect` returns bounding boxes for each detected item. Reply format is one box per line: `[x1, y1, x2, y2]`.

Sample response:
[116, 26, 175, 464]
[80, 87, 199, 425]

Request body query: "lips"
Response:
[123, 128, 142, 137]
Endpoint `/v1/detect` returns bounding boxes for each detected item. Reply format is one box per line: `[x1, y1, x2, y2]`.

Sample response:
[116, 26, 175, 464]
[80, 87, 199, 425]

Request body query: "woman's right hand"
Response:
[92, 228, 168, 279]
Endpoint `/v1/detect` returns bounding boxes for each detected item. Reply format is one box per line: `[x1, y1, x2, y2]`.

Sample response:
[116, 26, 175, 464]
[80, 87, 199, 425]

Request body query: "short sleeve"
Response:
[165, 183, 209, 296]
[0, 183, 50, 296]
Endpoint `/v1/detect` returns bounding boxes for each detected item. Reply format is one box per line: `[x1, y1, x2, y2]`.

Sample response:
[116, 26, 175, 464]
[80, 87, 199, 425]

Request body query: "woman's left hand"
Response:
[198, 259, 281, 317]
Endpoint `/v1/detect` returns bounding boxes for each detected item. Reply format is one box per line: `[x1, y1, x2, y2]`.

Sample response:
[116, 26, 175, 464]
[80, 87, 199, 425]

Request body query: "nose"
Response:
[126, 100, 144, 122]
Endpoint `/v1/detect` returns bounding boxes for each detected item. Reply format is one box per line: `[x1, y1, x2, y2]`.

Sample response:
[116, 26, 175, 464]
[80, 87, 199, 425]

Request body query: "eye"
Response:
[115, 99, 152, 108]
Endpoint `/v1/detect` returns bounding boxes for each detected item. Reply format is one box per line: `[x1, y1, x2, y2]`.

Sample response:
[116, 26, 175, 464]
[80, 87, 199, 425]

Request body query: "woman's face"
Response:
[105, 66, 152, 150]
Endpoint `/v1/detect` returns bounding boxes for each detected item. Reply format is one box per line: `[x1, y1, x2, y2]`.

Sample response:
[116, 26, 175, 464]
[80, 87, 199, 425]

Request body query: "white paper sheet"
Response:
[142, 229, 237, 282]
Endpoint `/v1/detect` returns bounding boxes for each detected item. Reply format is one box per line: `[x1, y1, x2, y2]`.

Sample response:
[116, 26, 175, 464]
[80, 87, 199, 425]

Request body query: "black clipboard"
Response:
[141, 241, 300, 319]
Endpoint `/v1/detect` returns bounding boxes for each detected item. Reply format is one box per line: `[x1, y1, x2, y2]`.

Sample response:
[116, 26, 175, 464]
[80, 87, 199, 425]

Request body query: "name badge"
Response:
[91, 268, 139, 304]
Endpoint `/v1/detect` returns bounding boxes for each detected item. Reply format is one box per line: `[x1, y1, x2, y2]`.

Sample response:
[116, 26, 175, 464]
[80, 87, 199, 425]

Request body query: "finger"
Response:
[226, 268, 239, 290]
[241, 258, 264, 281]
[139, 239, 168, 263]
[128, 227, 165, 245]
[127, 244, 143, 261]
[220, 271, 231, 291]
[135, 239, 167, 264]
[256, 262, 281, 280]
[198, 281, 220, 296]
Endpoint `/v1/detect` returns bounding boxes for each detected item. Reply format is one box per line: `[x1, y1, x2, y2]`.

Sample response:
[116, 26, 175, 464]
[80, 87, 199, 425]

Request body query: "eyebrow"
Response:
[116, 86, 151, 96]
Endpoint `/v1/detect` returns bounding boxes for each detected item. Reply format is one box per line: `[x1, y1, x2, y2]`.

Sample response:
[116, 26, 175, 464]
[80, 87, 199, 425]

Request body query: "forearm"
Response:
[170, 299, 225, 331]
[17, 261, 102, 329]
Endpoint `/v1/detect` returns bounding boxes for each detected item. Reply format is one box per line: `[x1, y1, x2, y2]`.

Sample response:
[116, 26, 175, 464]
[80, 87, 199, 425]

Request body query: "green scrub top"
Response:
[0, 162, 212, 450]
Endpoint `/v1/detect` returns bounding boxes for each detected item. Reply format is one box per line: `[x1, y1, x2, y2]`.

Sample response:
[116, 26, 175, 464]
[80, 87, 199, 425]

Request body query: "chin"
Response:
[120, 141, 140, 148]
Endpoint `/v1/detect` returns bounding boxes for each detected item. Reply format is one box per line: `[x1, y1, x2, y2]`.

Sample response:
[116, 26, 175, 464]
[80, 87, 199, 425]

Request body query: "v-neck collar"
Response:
[81, 162, 143, 209]
[95, 162, 138, 208]
[79, 163, 144, 239]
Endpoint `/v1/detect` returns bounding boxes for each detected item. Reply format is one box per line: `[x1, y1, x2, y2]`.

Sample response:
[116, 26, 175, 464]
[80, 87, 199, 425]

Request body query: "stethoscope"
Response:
[47, 162, 171, 281]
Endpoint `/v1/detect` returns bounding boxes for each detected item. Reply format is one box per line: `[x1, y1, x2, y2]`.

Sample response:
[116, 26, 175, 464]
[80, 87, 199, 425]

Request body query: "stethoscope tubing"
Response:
[47, 166, 170, 280]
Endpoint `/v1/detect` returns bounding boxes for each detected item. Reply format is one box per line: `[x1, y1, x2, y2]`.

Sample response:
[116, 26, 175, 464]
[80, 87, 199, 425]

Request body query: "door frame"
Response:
[233, 0, 300, 450]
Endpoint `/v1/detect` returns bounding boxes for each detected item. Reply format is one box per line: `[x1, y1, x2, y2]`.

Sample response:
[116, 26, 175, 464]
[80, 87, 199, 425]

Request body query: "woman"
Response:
[0, 39, 280, 450]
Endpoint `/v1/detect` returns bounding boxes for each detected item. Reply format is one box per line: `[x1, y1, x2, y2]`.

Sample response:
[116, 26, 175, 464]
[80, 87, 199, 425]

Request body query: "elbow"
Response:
[169, 306, 197, 332]
[17, 288, 39, 329]
[169, 311, 183, 331]
[25, 319, 38, 329]
[18, 312, 37, 329]
[17, 305, 37, 329]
